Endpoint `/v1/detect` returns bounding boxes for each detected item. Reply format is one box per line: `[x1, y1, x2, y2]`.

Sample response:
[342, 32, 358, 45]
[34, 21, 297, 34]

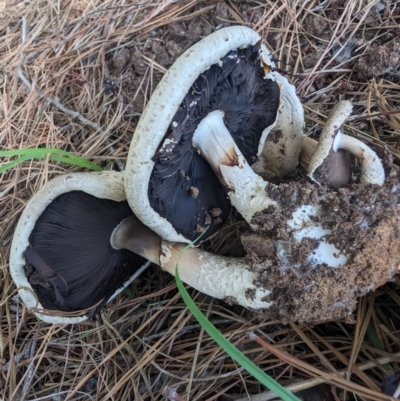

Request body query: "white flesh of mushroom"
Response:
[192, 110, 278, 225]
[252, 47, 305, 178]
[331, 133, 385, 185]
[111, 216, 273, 309]
[125, 26, 300, 243]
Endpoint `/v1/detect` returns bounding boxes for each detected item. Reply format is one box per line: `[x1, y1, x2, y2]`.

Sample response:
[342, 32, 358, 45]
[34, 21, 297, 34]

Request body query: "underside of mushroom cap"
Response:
[125, 26, 281, 243]
[26, 191, 145, 313]
[9, 171, 143, 324]
[149, 42, 280, 241]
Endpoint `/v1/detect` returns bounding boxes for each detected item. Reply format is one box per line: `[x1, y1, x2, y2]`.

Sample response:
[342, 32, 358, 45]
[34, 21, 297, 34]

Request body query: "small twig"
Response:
[18, 17, 125, 171]
[26, 390, 94, 401]
[0, 173, 38, 199]
[135, 318, 233, 344]
[310, 0, 330, 12]
[106, 260, 152, 303]
[21, 335, 38, 396]
[150, 359, 244, 382]
[346, 109, 400, 122]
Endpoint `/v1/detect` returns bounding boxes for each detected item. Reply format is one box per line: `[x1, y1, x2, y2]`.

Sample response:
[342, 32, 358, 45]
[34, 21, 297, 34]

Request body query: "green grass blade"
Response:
[48, 155, 102, 170]
[0, 148, 102, 172]
[0, 155, 35, 173]
[175, 266, 301, 401]
[0, 147, 88, 159]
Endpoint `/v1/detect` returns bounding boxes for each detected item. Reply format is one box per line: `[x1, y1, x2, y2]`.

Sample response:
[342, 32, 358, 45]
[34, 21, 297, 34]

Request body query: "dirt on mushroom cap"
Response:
[241, 177, 400, 323]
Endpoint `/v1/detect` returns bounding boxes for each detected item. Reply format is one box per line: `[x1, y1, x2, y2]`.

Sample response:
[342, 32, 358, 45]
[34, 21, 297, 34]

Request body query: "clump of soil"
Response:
[303, 14, 329, 38]
[242, 178, 400, 323]
[355, 38, 400, 79]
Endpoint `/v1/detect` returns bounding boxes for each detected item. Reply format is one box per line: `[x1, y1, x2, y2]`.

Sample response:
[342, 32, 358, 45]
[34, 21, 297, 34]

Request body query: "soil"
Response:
[241, 173, 400, 323]
[355, 38, 400, 79]
[108, 17, 215, 121]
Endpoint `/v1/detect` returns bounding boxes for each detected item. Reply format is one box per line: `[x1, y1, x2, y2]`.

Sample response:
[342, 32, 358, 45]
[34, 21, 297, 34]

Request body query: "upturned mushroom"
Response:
[10, 171, 273, 324]
[125, 26, 304, 243]
[10, 172, 145, 323]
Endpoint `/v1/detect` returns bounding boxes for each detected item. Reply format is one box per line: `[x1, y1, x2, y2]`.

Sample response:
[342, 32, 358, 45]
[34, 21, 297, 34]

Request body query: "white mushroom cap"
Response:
[10, 171, 127, 324]
[125, 26, 281, 243]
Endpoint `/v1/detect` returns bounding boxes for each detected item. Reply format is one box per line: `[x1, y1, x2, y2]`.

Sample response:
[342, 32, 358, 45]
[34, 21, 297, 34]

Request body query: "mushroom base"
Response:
[240, 178, 400, 323]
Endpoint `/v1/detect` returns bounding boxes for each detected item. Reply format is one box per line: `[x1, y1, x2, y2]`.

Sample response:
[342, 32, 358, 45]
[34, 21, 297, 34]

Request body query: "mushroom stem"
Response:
[192, 110, 277, 227]
[299, 136, 318, 172]
[111, 215, 162, 263]
[110, 214, 273, 309]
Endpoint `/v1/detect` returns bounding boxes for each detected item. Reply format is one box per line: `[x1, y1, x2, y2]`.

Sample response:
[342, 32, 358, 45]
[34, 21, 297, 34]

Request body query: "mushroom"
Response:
[125, 26, 304, 243]
[10, 172, 146, 323]
[9, 171, 273, 324]
[304, 101, 385, 188]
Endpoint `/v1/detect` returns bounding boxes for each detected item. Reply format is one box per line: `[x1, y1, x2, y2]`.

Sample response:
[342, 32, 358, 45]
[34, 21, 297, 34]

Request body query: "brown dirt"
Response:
[355, 38, 400, 79]
[243, 177, 400, 323]
[108, 17, 215, 122]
